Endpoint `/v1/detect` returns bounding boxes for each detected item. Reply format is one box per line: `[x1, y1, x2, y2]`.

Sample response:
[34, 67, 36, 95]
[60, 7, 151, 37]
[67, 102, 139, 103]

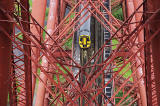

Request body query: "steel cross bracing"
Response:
[0, 0, 160, 105]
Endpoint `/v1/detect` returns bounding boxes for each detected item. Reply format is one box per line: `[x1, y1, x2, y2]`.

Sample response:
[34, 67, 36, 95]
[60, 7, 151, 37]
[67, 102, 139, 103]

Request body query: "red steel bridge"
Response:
[0, 0, 160, 106]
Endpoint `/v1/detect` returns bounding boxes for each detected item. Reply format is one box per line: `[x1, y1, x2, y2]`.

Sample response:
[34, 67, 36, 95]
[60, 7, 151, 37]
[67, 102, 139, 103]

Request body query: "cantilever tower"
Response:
[0, 0, 160, 106]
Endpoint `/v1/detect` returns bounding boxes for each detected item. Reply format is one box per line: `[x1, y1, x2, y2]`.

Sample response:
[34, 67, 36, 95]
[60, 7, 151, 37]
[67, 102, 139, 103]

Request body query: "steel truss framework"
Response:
[0, 0, 160, 105]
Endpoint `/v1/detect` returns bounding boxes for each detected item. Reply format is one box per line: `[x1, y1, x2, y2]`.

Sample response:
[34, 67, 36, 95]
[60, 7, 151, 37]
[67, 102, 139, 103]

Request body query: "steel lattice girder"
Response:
[1, 0, 160, 105]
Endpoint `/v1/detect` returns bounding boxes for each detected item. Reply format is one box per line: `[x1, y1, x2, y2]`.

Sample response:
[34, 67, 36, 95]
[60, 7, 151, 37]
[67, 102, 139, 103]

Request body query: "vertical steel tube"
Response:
[60, 0, 66, 21]
[31, 0, 47, 97]
[35, 0, 59, 106]
[0, 0, 13, 105]
[146, 0, 160, 104]
[133, 1, 147, 106]
[20, 0, 32, 105]
[126, 0, 147, 106]
[133, 0, 144, 43]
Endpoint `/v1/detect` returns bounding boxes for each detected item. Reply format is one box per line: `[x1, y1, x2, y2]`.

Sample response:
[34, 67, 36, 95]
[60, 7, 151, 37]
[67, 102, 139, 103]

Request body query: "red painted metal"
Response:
[126, 0, 147, 105]
[35, 0, 59, 105]
[30, 0, 47, 97]
[0, 1, 13, 105]
[145, 0, 160, 105]
[1, 0, 160, 105]
[60, 0, 67, 21]
[20, 0, 32, 105]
